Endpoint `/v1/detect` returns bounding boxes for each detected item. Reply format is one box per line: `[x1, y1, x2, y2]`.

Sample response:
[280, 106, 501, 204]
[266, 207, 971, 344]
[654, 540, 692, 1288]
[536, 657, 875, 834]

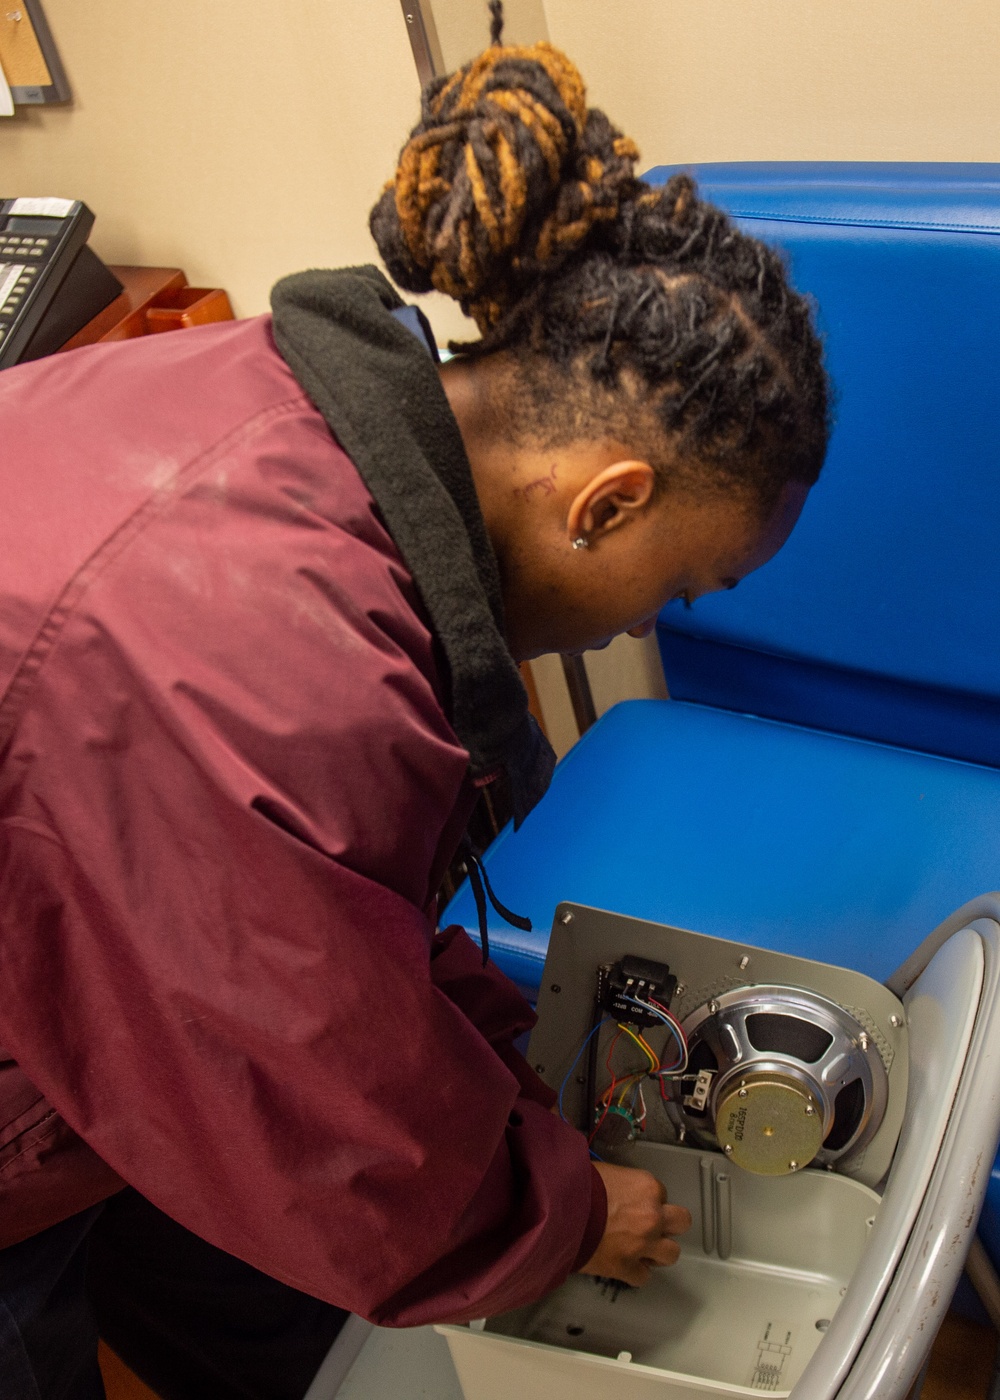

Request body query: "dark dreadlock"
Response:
[370, 2, 829, 513]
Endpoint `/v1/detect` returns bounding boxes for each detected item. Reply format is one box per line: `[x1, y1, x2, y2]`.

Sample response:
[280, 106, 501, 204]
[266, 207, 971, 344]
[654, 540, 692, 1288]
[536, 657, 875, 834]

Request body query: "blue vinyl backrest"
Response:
[646, 162, 1000, 767]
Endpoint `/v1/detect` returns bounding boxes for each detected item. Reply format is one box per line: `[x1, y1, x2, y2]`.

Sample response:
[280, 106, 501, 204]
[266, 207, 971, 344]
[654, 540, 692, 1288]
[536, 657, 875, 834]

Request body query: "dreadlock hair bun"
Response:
[370, 38, 640, 332]
[373, 9, 830, 514]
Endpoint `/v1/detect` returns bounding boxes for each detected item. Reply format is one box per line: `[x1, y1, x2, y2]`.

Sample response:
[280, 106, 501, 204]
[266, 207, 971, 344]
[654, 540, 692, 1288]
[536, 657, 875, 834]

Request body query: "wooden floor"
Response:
[98, 1342, 160, 1400]
[921, 1315, 997, 1400]
[99, 1313, 998, 1400]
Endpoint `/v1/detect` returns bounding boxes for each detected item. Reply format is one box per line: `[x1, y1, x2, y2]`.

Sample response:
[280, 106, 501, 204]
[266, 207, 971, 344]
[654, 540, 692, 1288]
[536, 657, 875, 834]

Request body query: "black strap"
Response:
[460, 837, 532, 967]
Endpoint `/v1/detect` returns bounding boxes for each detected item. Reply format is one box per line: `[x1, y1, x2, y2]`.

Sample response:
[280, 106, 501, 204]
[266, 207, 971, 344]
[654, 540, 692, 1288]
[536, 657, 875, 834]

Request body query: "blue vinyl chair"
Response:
[442, 163, 1000, 1264]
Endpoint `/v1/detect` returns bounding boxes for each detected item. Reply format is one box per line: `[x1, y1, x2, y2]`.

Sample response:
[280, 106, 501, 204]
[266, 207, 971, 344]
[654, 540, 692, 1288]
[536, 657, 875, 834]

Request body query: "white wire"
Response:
[622, 992, 689, 1075]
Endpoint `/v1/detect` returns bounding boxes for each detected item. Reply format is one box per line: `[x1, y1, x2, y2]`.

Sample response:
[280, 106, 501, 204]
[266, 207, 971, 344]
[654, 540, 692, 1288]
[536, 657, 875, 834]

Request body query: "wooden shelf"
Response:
[58, 266, 233, 352]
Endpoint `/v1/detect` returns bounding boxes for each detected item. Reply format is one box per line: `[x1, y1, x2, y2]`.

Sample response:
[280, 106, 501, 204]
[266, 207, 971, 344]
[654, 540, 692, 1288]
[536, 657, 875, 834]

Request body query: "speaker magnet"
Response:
[715, 1073, 824, 1175]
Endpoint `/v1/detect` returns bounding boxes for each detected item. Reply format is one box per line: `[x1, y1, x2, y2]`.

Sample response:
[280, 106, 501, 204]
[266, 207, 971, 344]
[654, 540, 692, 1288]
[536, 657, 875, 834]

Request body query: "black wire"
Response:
[459, 838, 532, 967]
[582, 994, 603, 1135]
[476, 856, 532, 932]
[463, 855, 491, 967]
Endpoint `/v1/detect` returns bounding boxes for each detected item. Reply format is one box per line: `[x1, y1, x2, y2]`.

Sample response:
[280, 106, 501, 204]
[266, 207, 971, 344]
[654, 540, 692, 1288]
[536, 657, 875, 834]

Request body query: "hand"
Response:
[578, 1162, 692, 1288]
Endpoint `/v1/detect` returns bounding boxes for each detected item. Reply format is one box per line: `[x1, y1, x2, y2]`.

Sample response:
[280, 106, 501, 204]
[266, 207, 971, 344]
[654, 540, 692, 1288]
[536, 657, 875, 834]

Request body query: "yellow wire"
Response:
[615, 1072, 645, 1106]
[616, 1021, 658, 1071]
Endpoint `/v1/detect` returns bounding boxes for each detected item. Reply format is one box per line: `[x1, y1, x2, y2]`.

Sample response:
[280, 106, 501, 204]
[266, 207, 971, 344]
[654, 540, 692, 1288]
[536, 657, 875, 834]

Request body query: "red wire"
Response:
[646, 995, 688, 1072]
[589, 1030, 623, 1143]
[588, 1034, 617, 1143]
[605, 1029, 623, 1075]
[591, 1018, 685, 1143]
[648, 996, 687, 1042]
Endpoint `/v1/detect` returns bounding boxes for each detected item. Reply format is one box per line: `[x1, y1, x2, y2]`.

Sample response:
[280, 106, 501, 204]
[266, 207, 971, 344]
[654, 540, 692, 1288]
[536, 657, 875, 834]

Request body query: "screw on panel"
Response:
[723, 1144, 733, 1155]
[550, 984, 561, 993]
[676, 982, 686, 996]
[890, 1014, 903, 1028]
[859, 1032, 869, 1051]
[739, 955, 750, 971]
[535, 1064, 545, 1073]
[789, 1160, 799, 1170]
[559, 911, 574, 925]
[708, 999, 720, 1014]
[715, 1171, 733, 1260]
[738, 1088, 748, 1099]
[805, 1105, 815, 1116]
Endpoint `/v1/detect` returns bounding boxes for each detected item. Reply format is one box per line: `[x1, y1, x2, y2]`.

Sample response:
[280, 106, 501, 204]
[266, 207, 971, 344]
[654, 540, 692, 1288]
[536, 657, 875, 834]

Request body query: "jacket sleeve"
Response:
[430, 924, 557, 1109]
[426, 924, 608, 1298]
[0, 818, 604, 1325]
[0, 432, 603, 1325]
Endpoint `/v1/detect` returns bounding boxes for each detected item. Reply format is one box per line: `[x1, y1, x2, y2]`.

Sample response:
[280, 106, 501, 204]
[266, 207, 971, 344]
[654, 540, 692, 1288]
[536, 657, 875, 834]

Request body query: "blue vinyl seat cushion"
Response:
[443, 699, 1000, 996]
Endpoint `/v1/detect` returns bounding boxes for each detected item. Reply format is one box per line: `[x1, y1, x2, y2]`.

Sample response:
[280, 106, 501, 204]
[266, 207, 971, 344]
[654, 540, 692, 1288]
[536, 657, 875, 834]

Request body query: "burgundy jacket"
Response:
[0, 268, 605, 1325]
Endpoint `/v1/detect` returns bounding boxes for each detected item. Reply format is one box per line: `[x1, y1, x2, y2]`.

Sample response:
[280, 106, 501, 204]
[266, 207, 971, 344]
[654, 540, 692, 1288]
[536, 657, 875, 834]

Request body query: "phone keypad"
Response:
[0, 263, 39, 320]
[0, 235, 51, 349]
[0, 236, 50, 259]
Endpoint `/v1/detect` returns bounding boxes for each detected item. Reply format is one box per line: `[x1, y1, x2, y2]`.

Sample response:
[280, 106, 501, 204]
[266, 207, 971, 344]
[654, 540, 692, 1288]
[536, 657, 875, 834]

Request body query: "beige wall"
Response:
[426, 1, 1000, 164]
[430, 0, 548, 72]
[6, 0, 999, 319]
[12, 1, 998, 321]
[543, 0, 1000, 166]
[6, 0, 997, 327]
[2, 1, 430, 320]
[4, 0, 999, 751]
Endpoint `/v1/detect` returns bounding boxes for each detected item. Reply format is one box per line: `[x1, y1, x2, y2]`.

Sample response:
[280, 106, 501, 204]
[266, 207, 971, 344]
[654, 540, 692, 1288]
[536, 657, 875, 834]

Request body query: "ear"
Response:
[566, 460, 657, 544]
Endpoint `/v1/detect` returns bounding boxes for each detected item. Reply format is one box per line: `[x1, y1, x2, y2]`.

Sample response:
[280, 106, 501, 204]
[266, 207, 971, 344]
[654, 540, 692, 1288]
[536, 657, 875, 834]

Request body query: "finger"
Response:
[644, 1237, 682, 1268]
[663, 1204, 693, 1236]
[655, 1176, 668, 1206]
[619, 1259, 654, 1288]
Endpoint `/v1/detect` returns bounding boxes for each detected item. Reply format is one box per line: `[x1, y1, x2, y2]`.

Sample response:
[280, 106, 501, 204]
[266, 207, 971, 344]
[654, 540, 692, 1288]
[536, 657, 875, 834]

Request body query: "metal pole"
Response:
[557, 655, 596, 739]
[560, 653, 598, 736]
[399, 0, 441, 87]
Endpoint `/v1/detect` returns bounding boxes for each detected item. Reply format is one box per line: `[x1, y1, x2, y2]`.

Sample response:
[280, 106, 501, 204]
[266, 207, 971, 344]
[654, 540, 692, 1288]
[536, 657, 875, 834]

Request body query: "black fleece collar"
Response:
[270, 265, 555, 828]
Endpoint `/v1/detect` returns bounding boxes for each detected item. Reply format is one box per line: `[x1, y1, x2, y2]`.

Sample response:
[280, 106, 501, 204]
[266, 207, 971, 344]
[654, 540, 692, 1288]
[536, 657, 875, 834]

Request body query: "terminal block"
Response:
[597, 954, 677, 1028]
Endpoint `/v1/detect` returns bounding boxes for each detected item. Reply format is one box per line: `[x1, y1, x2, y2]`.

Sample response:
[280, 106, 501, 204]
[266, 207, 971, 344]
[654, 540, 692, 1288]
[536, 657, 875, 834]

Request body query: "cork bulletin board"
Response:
[0, 0, 70, 105]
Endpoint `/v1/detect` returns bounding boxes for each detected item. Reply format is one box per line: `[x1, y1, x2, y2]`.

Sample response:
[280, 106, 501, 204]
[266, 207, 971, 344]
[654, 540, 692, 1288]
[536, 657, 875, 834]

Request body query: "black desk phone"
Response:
[0, 198, 123, 370]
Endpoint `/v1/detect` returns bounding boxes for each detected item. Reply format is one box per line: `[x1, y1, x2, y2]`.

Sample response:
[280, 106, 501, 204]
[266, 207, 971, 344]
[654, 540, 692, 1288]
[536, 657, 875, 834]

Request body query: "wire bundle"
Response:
[557, 992, 689, 1154]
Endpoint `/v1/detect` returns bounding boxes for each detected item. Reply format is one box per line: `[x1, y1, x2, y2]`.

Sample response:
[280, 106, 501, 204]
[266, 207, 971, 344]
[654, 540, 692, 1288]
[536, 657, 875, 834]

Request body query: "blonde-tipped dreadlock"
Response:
[370, 3, 638, 331]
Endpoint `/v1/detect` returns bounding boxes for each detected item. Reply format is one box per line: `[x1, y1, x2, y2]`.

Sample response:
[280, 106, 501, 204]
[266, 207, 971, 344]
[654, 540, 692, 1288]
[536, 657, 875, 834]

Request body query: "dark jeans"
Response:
[0, 1191, 349, 1400]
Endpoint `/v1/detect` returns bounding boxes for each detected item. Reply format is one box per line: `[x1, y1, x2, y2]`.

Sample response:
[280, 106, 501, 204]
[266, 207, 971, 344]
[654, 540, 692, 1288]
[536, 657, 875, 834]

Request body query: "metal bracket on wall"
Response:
[399, 0, 442, 87]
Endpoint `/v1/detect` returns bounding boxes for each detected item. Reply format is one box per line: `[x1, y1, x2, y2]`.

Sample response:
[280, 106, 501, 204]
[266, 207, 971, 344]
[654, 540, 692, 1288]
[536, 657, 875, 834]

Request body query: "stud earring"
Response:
[571, 536, 590, 550]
